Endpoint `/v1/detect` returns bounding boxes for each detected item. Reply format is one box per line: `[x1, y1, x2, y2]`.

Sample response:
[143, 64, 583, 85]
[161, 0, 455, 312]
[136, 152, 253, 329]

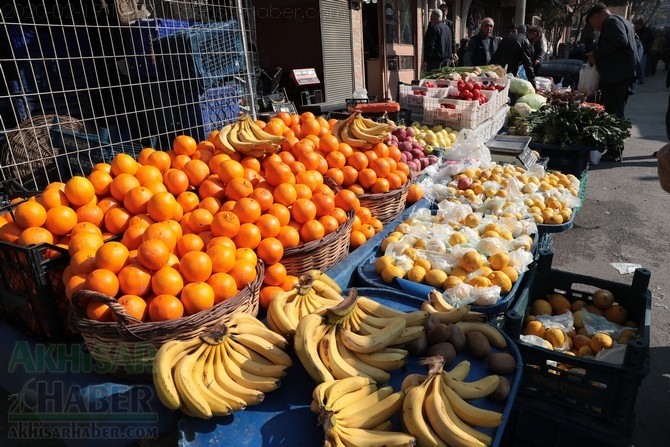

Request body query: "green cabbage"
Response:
[515, 93, 547, 110]
[509, 78, 535, 96]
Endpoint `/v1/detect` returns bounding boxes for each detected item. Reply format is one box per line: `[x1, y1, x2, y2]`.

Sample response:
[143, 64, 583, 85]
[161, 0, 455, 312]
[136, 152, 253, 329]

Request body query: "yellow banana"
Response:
[152, 337, 202, 410]
[442, 373, 500, 400]
[266, 287, 299, 337]
[173, 343, 212, 419]
[208, 343, 265, 406]
[224, 337, 289, 378]
[226, 311, 268, 329]
[333, 385, 394, 419]
[229, 332, 293, 367]
[352, 347, 408, 370]
[400, 373, 427, 393]
[319, 326, 370, 381]
[194, 345, 239, 415]
[370, 420, 394, 432]
[455, 322, 507, 349]
[335, 330, 392, 383]
[402, 380, 445, 447]
[228, 321, 289, 351]
[350, 117, 386, 144]
[389, 325, 425, 346]
[328, 383, 378, 413]
[245, 116, 286, 144]
[217, 123, 237, 154]
[424, 377, 487, 447]
[338, 317, 406, 354]
[220, 342, 282, 393]
[321, 376, 374, 410]
[332, 390, 404, 430]
[445, 360, 471, 381]
[357, 296, 406, 318]
[438, 379, 493, 445]
[312, 278, 345, 303]
[294, 313, 334, 383]
[307, 269, 343, 293]
[335, 425, 416, 447]
[358, 114, 394, 134]
[228, 121, 263, 152]
[441, 383, 503, 428]
[429, 305, 473, 324]
[428, 289, 455, 311]
[324, 427, 346, 447]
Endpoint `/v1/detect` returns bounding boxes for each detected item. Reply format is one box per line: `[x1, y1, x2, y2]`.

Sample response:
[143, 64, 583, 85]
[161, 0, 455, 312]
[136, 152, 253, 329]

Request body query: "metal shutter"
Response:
[320, 0, 354, 102]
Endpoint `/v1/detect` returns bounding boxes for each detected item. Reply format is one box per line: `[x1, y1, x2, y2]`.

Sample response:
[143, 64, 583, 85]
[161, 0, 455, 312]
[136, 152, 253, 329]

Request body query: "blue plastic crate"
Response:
[155, 20, 246, 91]
[121, 19, 191, 81]
[168, 85, 241, 141]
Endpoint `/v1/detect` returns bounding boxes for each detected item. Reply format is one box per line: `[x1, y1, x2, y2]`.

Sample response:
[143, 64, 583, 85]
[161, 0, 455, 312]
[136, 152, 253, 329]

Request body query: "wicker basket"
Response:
[0, 115, 85, 190]
[69, 262, 263, 382]
[357, 180, 410, 224]
[282, 211, 354, 278]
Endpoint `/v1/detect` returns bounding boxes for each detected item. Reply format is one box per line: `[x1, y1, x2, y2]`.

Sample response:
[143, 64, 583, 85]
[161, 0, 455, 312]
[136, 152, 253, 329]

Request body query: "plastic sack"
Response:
[577, 64, 600, 96]
[444, 130, 492, 168]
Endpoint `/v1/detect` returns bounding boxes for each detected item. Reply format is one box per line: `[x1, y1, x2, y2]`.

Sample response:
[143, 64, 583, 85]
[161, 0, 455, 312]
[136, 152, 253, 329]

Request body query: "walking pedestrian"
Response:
[439, 3, 458, 65]
[490, 24, 535, 83]
[462, 18, 498, 67]
[633, 18, 652, 84]
[422, 9, 453, 72]
[526, 26, 547, 73]
[586, 3, 637, 161]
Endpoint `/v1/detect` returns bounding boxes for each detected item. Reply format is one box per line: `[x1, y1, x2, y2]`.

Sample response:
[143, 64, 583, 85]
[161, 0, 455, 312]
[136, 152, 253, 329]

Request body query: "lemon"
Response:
[374, 255, 395, 274]
[425, 269, 448, 287]
[381, 265, 406, 283]
[488, 252, 510, 270]
[460, 251, 484, 273]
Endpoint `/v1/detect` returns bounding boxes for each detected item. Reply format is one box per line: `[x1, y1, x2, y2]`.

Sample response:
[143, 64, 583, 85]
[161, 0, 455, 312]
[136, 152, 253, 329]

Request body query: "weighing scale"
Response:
[486, 135, 537, 168]
[290, 68, 323, 106]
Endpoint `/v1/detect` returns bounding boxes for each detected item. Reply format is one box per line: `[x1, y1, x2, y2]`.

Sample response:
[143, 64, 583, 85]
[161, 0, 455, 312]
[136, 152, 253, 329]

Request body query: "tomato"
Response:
[459, 90, 473, 100]
[472, 89, 481, 100]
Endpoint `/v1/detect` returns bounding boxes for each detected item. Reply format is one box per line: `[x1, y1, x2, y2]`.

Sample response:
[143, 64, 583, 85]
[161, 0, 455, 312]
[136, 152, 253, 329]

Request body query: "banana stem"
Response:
[200, 325, 229, 345]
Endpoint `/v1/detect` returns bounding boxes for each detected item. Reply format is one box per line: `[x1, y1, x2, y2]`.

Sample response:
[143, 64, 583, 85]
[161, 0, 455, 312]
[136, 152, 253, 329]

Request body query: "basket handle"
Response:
[71, 290, 146, 340]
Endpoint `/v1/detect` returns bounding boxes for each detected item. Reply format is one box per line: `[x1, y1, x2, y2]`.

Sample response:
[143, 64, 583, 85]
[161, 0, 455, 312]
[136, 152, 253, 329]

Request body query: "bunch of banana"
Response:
[294, 288, 428, 383]
[218, 113, 285, 156]
[311, 376, 417, 447]
[152, 312, 292, 419]
[402, 356, 503, 447]
[266, 270, 344, 338]
[421, 290, 488, 323]
[331, 112, 393, 149]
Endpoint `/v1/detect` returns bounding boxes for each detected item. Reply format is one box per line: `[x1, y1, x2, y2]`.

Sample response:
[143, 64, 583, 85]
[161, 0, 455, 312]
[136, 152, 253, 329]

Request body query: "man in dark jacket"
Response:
[586, 3, 637, 118]
[439, 3, 458, 64]
[463, 18, 498, 67]
[586, 3, 637, 161]
[422, 9, 453, 72]
[491, 24, 535, 83]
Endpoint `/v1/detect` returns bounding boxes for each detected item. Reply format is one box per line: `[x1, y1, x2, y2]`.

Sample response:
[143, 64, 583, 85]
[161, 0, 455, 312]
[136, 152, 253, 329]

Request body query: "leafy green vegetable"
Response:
[515, 93, 547, 110]
[508, 103, 631, 151]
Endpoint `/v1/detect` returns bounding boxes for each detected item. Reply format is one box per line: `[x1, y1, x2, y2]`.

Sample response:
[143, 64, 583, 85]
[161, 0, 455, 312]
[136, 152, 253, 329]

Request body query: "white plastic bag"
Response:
[445, 130, 492, 168]
[577, 64, 600, 96]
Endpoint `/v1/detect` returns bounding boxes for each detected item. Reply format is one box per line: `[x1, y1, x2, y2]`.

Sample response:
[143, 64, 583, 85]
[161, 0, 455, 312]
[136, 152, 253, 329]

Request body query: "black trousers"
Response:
[601, 78, 635, 118]
[666, 93, 670, 141]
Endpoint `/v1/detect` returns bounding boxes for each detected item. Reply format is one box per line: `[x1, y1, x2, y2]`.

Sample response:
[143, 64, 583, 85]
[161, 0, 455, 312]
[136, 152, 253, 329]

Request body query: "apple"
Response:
[420, 158, 430, 169]
[428, 155, 439, 164]
[400, 141, 413, 152]
[393, 127, 407, 140]
[405, 126, 417, 138]
[410, 148, 424, 160]
[399, 152, 408, 163]
[457, 177, 473, 190]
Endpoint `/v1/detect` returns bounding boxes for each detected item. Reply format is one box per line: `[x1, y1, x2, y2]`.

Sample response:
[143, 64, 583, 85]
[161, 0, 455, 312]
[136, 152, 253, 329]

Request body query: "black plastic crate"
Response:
[504, 251, 651, 426]
[529, 143, 591, 177]
[502, 392, 634, 447]
[0, 182, 74, 342]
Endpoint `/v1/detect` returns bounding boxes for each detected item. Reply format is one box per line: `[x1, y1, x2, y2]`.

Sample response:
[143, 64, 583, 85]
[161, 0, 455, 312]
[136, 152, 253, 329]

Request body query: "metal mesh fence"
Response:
[0, 0, 258, 191]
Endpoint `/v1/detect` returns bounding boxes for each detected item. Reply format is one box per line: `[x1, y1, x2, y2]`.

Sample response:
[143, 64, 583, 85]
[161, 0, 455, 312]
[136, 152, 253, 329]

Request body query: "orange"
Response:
[259, 285, 283, 310]
[134, 165, 163, 187]
[255, 213, 282, 238]
[187, 208, 214, 233]
[69, 249, 98, 275]
[198, 176, 226, 201]
[104, 206, 133, 235]
[115, 295, 147, 322]
[63, 176, 96, 207]
[276, 225, 300, 248]
[369, 217, 383, 233]
[299, 219, 325, 243]
[109, 173, 141, 202]
[179, 251, 213, 283]
[348, 184, 365, 195]
[138, 148, 156, 165]
[142, 222, 178, 252]
[359, 223, 376, 239]
[331, 207, 349, 226]
[291, 197, 317, 224]
[150, 266, 184, 297]
[218, 159, 245, 183]
[206, 243, 236, 273]
[370, 178, 390, 193]
[349, 230, 367, 249]
[183, 159, 210, 187]
[85, 268, 120, 297]
[273, 183, 297, 207]
[146, 150, 172, 173]
[118, 262, 153, 296]
[110, 153, 139, 177]
[123, 186, 153, 215]
[232, 197, 262, 224]
[177, 233, 205, 257]
[65, 273, 88, 300]
[235, 247, 258, 264]
[225, 177, 254, 201]
[280, 274, 299, 292]
[263, 262, 287, 287]
[137, 239, 171, 271]
[233, 222, 261, 249]
[319, 133, 339, 154]
[162, 168, 190, 196]
[386, 172, 403, 190]
[198, 196, 222, 215]
[228, 259, 257, 289]
[406, 184, 423, 204]
[94, 241, 130, 274]
[68, 231, 104, 256]
[249, 188, 274, 212]
[210, 211, 241, 238]
[341, 165, 359, 186]
[86, 300, 114, 322]
[264, 160, 295, 186]
[38, 186, 70, 209]
[13, 200, 47, 229]
[206, 235, 236, 250]
[267, 203, 291, 226]
[173, 134, 198, 156]
[121, 224, 147, 250]
[75, 204, 105, 227]
[388, 145, 402, 162]
[370, 157, 391, 178]
[147, 191, 179, 222]
[288, 160, 306, 175]
[181, 281, 215, 315]
[43, 205, 77, 236]
[148, 294, 184, 321]
[358, 168, 378, 190]
[177, 191, 201, 213]
[319, 215, 340, 236]
[256, 237, 284, 265]
[207, 272, 239, 304]
[87, 170, 113, 197]
[334, 189, 360, 212]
